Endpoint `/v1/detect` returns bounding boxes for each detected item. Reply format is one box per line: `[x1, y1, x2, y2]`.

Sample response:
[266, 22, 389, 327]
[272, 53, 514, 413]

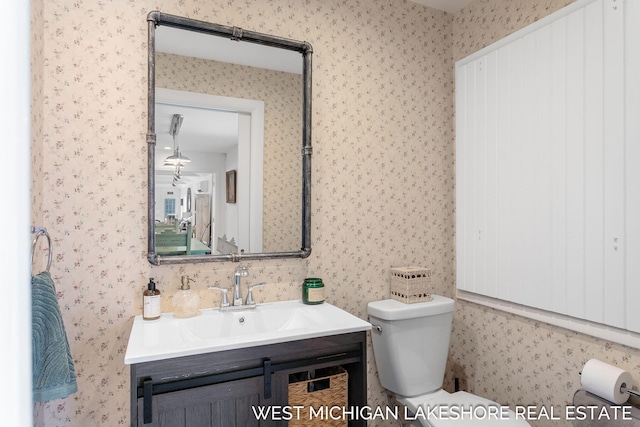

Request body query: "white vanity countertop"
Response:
[124, 299, 371, 364]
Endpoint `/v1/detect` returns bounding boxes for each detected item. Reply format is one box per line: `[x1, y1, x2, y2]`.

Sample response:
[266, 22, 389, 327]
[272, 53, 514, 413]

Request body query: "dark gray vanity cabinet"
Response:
[129, 332, 367, 427]
[136, 375, 271, 426]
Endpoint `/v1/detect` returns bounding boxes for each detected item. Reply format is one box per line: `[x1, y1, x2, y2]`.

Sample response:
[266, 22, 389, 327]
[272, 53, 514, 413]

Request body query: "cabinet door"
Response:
[137, 376, 277, 427]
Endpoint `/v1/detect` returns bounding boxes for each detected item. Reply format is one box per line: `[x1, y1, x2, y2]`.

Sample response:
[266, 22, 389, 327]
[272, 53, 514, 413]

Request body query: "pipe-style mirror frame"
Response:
[146, 11, 312, 265]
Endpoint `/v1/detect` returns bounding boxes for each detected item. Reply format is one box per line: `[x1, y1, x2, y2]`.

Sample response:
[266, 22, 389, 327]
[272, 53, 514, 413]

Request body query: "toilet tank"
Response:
[367, 295, 455, 397]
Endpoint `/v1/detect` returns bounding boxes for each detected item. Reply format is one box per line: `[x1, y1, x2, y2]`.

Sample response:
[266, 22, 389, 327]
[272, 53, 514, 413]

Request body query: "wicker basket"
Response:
[390, 266, 432, 303]
[288, 366, 348, 426]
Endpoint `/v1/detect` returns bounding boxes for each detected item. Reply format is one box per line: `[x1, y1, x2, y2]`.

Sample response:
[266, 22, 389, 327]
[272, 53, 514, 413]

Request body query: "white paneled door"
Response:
[456, 0, 640, 336]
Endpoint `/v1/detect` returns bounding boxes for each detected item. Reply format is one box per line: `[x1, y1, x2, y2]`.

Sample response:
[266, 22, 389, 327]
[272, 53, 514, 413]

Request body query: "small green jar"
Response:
[302, 278, 325, 305]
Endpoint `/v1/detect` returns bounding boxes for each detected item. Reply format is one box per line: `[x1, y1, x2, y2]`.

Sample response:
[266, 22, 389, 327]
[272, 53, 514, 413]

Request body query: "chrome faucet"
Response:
[232, 265, 249, 306]
[207, 265, 268, 311]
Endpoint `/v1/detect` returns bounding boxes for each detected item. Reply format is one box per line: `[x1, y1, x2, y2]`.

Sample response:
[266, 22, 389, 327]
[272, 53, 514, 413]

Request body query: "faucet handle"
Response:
[245, 282, 267, 305]
[208, 286, 230, 308]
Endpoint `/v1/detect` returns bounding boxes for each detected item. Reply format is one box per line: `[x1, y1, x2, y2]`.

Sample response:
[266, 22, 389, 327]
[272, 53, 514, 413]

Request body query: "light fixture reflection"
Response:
[164, 114, 190, 186]
[164, 114, 191, 167]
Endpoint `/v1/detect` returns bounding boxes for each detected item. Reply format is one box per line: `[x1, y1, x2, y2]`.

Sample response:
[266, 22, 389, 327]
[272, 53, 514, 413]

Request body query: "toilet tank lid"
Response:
[367, 295, 454, 320]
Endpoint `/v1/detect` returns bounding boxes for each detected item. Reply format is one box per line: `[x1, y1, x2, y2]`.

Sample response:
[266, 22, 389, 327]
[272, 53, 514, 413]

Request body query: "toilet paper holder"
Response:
[621, 384, 640, 398]
[579, 371, 640, 398]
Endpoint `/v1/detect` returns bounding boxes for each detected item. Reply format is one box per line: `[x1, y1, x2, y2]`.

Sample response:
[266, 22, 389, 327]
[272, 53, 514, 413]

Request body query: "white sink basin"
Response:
[124, 300, 371, 364]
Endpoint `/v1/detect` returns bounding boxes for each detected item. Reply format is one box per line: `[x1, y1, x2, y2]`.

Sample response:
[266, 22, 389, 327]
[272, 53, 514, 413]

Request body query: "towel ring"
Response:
[31, 226, 52, 273]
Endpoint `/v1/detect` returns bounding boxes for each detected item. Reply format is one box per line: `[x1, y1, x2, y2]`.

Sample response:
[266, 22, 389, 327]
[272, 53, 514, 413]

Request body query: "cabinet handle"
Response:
[143, 378, 154, 424]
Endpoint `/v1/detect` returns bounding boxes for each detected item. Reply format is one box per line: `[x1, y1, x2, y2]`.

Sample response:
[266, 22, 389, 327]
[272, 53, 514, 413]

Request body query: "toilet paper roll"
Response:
[580, 358, 632, 404]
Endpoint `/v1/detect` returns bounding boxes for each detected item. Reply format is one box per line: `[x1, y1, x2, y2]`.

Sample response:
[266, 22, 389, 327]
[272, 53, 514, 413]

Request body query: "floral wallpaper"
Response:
[156, 52, 302, 253]
[31, 0, 451, 424]
[29, 0, 640, 426]
[31, 0, 44, 250]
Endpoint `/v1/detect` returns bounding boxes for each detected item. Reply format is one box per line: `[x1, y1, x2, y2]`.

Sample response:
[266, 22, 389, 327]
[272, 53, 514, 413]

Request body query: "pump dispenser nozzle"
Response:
[180, 275, 194, 290]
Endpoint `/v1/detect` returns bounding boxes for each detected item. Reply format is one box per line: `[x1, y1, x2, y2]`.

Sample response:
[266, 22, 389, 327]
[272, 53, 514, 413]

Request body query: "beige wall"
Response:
[31, 0, 44, 254]
[30, 0, 639, 426]
[32, 0, 451, 424]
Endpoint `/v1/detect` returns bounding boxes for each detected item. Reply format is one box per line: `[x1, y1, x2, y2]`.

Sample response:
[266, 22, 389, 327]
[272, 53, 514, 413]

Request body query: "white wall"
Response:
[3, 0, 32, 425]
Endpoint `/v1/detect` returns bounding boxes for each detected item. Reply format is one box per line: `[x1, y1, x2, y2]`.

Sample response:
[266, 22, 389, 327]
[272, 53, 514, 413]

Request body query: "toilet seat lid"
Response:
[397, 390, 530, 427]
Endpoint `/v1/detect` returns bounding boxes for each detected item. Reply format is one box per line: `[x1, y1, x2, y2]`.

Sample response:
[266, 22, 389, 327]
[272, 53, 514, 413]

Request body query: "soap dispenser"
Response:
[172, 275, 200, 318]
[143, 278, 162, 320]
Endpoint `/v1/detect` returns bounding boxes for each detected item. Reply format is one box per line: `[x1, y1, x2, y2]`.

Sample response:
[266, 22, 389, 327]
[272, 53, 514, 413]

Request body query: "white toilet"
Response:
[368, 295, 530, 427]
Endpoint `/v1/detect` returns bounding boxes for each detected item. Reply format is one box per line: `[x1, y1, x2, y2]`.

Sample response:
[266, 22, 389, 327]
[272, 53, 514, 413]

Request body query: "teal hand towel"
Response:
[32, 271, 77, 402]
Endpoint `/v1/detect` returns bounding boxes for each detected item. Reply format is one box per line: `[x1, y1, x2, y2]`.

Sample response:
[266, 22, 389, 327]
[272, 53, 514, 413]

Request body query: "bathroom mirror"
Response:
[147, 11, 312, 265]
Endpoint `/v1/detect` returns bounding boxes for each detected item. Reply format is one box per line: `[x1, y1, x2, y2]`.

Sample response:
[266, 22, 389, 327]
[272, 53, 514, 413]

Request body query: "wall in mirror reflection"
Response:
[156, 52, 302, 253]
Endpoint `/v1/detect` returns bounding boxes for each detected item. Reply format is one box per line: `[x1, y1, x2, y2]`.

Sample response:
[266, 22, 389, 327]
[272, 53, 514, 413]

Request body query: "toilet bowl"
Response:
[368, 296, 530, 426]
[397, 389, 528, 427]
